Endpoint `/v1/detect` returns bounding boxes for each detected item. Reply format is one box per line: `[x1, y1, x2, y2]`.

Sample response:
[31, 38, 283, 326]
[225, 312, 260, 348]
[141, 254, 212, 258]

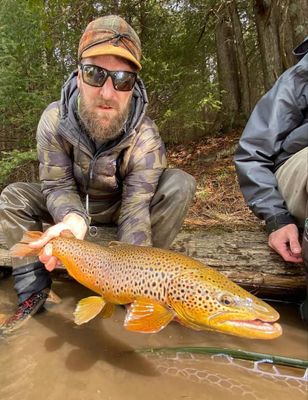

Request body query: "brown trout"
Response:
[10, 231, 282, 339]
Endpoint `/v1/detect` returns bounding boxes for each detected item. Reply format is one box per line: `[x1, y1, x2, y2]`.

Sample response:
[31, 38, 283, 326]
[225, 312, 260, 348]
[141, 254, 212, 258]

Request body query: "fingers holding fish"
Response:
[61, 213, 88, 240]
[28, 212, 87, 250]
[28, 222, 72, 249]
[27, 213, 87, 270]
[33, 242, 60, 271]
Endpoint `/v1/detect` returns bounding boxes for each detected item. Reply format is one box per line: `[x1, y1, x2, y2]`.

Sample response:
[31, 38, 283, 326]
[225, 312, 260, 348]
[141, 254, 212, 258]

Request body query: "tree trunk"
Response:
[111, 0, 120, 13]
[254, 0, 284, 90]
[215, 7, 241, 127]
[289, 0, 308, 47]
[276, 0, 295, 69]
[0, 225, 305, 299]
[228, 0, 251, 116]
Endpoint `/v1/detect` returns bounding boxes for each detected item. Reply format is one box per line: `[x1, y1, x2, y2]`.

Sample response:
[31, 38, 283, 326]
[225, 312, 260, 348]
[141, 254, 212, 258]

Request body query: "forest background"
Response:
[0, 0, 307, 227]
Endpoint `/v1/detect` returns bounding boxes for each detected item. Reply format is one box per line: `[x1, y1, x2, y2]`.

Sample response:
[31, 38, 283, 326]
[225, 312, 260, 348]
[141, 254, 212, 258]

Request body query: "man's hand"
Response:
[268, 223, 303, 263]
[29, 213, 88, 271]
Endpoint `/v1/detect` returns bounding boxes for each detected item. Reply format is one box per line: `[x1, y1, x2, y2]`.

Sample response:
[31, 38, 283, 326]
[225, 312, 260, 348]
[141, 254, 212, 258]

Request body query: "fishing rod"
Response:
[136, 346, 308, 370]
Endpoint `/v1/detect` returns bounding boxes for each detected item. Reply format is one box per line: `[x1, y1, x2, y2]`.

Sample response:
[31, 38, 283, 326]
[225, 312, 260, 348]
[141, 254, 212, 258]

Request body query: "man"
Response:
[0, 15, 196, 326]
[234, 37, 308, 322]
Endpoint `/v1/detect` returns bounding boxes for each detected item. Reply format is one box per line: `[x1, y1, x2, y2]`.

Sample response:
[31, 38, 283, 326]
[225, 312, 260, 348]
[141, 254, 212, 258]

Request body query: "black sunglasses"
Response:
[79, 64, 137, 92]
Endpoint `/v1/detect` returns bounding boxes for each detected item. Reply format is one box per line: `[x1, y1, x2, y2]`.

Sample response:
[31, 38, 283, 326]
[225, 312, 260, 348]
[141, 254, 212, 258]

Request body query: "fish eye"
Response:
[218, 293, 234, 306]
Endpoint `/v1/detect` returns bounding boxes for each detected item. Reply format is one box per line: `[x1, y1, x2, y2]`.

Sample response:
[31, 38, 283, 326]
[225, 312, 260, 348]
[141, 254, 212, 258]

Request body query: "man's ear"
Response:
[77, 69, 81, 89]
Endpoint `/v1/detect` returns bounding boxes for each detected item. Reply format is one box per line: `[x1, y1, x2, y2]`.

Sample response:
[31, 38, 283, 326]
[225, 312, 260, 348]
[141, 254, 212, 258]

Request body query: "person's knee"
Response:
[0, 182, 44, 229]
[0, 183, 24, 214]
[0, 182, 30, 202]
[159, 169, 196, 202]
[172, 169, 196, 194]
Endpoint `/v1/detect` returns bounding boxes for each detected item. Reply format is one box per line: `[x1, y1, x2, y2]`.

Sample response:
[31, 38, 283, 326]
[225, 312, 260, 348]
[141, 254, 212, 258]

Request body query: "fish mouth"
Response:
[219, 318, 282, 339]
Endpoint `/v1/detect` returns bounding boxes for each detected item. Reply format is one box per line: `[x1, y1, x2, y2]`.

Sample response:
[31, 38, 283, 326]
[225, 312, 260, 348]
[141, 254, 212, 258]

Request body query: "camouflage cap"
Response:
[78, 15, 142, 70]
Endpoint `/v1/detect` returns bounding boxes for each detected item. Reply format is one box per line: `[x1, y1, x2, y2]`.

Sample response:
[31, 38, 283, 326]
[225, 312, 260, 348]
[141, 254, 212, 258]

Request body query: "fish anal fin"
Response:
[73, 296, 105, 325]
[124, 299, 174, 333]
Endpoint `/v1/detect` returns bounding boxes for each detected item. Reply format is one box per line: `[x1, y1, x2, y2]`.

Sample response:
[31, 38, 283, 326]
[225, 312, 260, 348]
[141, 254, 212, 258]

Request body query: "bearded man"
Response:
[0, 15, 196, 325]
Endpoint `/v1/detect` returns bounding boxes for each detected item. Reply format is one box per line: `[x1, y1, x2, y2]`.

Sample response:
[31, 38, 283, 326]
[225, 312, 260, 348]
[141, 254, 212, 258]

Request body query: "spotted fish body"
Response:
[10, 231, 282, 339]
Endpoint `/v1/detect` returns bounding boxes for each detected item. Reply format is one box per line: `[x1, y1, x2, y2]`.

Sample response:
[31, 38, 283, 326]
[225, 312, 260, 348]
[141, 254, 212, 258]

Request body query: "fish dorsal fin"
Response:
[108, 241, 124, 247]
[73, 296, 106, 325]
[60, 229, 75, 239]
[124, 299, 174, 333]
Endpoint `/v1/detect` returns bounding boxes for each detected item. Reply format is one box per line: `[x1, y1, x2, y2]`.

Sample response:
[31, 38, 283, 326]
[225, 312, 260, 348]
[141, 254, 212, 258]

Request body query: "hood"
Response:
[58, 70, 149, 154]
[293, 36, 308, 61]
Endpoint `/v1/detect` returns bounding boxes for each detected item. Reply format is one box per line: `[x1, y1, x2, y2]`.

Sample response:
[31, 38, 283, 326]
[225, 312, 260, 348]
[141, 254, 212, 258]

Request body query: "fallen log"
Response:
[0, 225, 305, 300]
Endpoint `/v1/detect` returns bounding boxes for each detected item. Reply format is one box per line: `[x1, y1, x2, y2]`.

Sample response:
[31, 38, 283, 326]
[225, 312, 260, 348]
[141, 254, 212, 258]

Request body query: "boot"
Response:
[0, 262, 52, 334]
[12, 261, 52, 305]
[0, 289, 50, 334]
[300, 218, 308, 323]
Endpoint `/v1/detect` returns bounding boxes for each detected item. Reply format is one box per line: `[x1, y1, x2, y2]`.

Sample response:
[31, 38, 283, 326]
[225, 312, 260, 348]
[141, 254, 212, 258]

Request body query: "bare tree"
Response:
[254, 0, 284, 90]
[229, 0, 251, 115]
[215, 7, 241, 126]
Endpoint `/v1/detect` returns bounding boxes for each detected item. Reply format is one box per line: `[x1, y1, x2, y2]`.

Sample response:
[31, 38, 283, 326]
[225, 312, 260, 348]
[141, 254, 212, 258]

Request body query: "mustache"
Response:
[94, 99, 119, 109]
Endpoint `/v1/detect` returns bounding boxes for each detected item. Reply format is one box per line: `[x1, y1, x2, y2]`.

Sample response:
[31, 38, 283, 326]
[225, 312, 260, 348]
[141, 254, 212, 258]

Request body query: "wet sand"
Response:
[0, 277, 307, 400]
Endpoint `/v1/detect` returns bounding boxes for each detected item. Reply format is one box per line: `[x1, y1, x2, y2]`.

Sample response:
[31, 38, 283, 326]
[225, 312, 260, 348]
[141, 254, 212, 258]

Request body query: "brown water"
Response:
[0, 277, 307, 400]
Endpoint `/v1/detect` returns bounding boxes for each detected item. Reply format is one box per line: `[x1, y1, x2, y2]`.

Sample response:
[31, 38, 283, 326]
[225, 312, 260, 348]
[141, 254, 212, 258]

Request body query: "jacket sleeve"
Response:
[234, 63, 308, 232]
[36, 103, 89, 225]
[117, 118, 167, 246]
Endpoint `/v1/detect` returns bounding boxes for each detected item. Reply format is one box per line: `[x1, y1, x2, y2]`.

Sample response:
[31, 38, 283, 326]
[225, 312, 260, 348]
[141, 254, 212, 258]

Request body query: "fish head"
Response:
[168, 269, 282, 339]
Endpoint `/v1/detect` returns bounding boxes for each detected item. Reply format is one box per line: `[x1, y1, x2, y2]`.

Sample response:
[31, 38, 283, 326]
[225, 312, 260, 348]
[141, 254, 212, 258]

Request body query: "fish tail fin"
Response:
[10, 243, 40, 258]
[10, 231, 44, 258]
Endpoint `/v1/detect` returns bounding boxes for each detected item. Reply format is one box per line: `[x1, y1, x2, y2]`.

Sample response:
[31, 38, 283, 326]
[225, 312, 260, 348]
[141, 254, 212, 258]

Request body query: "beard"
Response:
[78, 94, 132, 143]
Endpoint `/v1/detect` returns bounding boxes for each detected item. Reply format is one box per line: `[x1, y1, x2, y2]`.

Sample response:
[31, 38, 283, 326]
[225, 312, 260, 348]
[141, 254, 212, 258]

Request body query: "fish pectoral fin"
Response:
[124, 299, 174, 333]
[73, 296, 106, 325]
[101, 302, 115, 319]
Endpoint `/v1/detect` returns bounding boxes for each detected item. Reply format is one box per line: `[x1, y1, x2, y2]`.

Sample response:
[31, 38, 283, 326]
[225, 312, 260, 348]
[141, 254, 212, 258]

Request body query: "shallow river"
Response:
[0, 277, 307, 400]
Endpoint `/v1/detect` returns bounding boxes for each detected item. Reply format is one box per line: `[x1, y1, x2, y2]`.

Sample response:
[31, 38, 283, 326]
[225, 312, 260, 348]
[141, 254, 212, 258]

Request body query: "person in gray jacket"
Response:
[234, 37, 308, 322]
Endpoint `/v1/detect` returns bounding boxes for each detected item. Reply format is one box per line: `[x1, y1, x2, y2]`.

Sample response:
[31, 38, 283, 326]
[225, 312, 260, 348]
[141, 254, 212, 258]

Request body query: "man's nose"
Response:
[99, 77, 115, 98]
